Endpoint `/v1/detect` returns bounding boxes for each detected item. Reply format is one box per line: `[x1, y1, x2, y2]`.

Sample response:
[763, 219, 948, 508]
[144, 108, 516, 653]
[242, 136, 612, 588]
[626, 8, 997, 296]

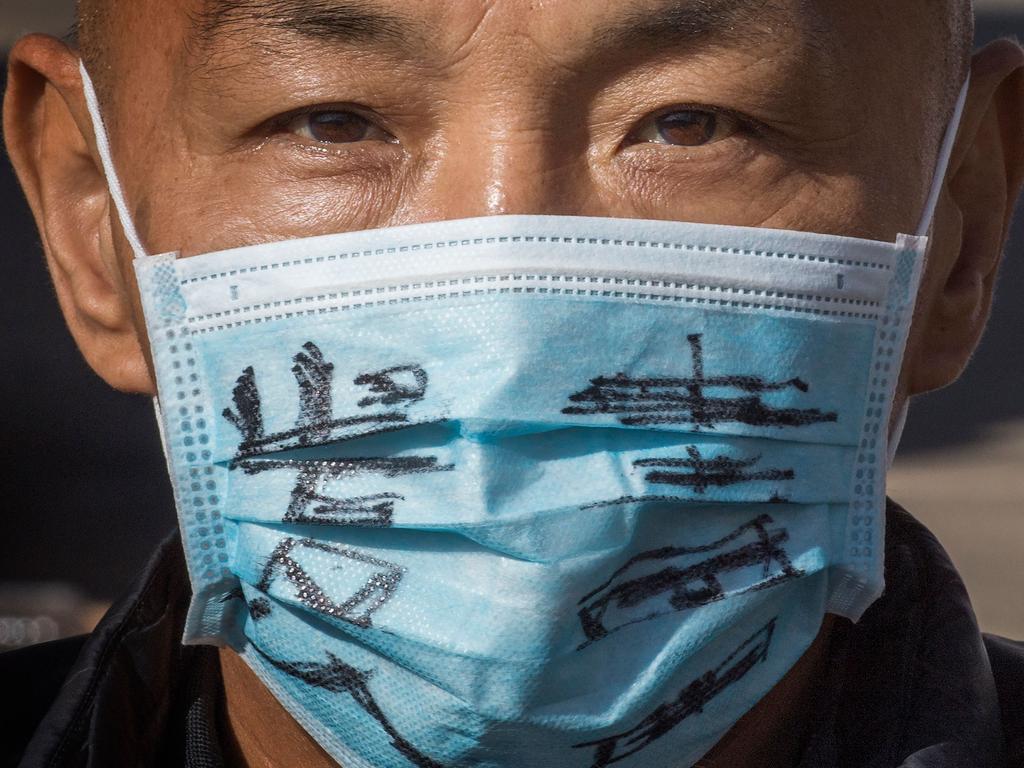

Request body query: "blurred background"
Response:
[1, 1, 1022, 650]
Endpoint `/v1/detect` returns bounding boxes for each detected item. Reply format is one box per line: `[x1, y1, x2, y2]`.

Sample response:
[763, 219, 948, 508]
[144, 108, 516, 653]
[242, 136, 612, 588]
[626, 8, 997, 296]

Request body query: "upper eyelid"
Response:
[272, 104, 383, 131]
[642, 104, 759, 132]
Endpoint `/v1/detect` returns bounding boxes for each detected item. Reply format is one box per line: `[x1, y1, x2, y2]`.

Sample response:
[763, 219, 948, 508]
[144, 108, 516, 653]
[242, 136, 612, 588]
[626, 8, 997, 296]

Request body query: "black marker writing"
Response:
[222, 366, 265, 446]
[293, 341, 336, 445]
[254, 537, 405, 629]
[577, 515, 801, 649]
[572, 618, 777, 767]
[634, 446, 794, 493]
[236, 456, 454, 527]
[563, 334, 837, 429]
[254, 647, 443, 768]
[355, 365, 429, 408]
[223, 342, 433, 458]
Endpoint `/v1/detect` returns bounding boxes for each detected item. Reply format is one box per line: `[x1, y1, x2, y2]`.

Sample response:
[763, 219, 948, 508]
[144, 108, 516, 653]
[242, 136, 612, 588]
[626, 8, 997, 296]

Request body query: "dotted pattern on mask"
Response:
[163, 328, 229, 581]
[148, 257, 189, 325]
[830, 247, 921, 619]
[137, 255, 233, 598]
[179, 233, 895, 287]
[186, 273, 883, 335]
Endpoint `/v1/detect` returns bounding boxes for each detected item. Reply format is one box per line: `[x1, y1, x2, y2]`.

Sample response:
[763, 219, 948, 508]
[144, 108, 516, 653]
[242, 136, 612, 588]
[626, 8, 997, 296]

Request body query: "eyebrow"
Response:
[194, 0, 424, 49]
[592, 0, 792, 54]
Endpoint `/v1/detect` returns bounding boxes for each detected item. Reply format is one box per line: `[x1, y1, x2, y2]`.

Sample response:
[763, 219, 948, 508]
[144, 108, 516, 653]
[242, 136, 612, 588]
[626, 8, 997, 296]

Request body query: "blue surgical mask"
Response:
[81, 61, 967, 768]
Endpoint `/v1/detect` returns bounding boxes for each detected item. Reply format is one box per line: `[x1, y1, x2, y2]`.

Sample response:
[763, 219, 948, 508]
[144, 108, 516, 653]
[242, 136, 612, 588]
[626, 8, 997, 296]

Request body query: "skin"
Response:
[3, 0, 1024, 765]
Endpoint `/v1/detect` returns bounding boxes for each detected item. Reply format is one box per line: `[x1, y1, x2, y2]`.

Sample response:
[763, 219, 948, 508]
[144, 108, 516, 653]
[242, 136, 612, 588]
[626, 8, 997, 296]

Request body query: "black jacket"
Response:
[4, 502, 1024, 768]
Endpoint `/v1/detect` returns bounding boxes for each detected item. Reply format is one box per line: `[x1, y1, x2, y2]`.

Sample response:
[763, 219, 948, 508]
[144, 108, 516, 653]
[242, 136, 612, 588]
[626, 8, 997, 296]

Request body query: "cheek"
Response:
[600, 151, 830, 232]
[139, 154, 407, 255]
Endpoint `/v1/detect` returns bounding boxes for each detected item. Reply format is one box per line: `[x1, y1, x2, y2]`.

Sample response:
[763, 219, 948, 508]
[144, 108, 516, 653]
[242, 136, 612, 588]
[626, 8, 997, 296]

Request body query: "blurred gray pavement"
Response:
[890, 421, 1024, 638]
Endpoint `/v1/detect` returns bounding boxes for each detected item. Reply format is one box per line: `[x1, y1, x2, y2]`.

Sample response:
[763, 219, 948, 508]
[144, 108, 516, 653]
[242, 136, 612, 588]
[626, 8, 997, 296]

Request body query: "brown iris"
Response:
[306, 111, 373, 144]
[654, 110, 719, 147]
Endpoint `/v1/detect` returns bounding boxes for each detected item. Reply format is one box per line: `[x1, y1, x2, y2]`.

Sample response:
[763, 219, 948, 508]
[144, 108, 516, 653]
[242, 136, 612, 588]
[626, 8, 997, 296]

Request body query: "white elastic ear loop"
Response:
[79, 60, 148, 260]
[884, 82, 970, 468]
[82, 64, 168, 467]
[915, 76, 971, 237]
[886, 79, 970, 467]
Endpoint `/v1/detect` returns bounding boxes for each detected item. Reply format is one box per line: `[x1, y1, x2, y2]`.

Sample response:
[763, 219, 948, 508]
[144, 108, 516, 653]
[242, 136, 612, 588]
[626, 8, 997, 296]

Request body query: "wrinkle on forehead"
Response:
[189, 0, 429, 50]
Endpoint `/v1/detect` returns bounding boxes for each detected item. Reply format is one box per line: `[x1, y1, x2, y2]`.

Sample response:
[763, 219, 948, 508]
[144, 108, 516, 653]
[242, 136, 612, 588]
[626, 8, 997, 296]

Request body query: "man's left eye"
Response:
[287, 110, 396, 145]
[629, 109, 739, 148]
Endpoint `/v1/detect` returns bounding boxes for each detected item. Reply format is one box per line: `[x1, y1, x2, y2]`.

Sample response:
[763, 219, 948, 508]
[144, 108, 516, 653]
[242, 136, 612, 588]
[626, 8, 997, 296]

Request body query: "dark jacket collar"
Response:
[17, 531, 225, 768]
[799, 503, 1010, 767]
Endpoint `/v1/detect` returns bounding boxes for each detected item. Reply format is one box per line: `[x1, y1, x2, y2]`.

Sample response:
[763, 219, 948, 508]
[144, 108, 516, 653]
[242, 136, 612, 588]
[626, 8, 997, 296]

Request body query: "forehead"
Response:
[118, 0, 927, 76]
[190, 0, 812, 52]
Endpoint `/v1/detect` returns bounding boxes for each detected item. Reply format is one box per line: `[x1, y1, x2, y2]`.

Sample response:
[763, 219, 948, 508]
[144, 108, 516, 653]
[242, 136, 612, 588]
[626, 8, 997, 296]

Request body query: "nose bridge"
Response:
[419, 92, 589, 219]
[475, 129, 565, 215]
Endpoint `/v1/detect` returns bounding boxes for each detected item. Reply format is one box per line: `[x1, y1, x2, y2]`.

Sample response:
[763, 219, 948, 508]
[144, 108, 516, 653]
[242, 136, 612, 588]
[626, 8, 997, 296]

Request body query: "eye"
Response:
[629, 108, 740, 148]
[286, 110, 395, 145]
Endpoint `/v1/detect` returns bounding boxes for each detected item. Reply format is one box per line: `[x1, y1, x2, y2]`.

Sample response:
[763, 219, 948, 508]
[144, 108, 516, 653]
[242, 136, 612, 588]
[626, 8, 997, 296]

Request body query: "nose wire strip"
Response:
[79, 60, 148, 261]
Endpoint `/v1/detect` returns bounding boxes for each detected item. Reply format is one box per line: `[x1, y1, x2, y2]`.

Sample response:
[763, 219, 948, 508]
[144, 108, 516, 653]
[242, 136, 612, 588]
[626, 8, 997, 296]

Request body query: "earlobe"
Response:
[908, 40, 1024, 396]
[3, 34, 154, 394]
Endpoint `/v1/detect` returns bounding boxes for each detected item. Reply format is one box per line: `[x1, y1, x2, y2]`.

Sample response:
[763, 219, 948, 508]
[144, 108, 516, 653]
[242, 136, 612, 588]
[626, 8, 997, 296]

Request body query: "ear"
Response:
[3, 35, 154, 394]
[908, 39, 1024, 396]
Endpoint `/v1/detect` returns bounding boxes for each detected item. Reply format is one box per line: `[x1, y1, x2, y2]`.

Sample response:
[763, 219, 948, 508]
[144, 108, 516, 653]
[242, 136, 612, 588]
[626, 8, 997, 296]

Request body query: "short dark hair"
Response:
[76, 0, 112, 104]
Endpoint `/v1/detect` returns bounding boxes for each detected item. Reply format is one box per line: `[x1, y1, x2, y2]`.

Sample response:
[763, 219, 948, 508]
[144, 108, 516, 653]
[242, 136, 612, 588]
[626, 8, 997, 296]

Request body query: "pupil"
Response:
[657, 111, 716, 146]
[309, 112, 368, 144]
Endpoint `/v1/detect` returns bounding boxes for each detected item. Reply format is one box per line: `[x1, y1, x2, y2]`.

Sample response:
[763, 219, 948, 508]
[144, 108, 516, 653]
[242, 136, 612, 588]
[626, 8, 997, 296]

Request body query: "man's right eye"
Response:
[286, 110, 396, 145]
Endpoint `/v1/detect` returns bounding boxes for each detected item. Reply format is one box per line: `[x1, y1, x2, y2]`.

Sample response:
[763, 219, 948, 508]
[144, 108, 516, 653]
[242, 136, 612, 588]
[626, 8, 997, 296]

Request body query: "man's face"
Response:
[103, 0, 946, 260]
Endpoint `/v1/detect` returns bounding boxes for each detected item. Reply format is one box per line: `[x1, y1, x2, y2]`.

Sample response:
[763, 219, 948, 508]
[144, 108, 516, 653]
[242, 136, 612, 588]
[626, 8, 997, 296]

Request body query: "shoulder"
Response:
[0, 635, 88, 766]
[826, 501, 1017, 766]
[8, 529, 196, 768]
[984, 633, 1024, 765]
